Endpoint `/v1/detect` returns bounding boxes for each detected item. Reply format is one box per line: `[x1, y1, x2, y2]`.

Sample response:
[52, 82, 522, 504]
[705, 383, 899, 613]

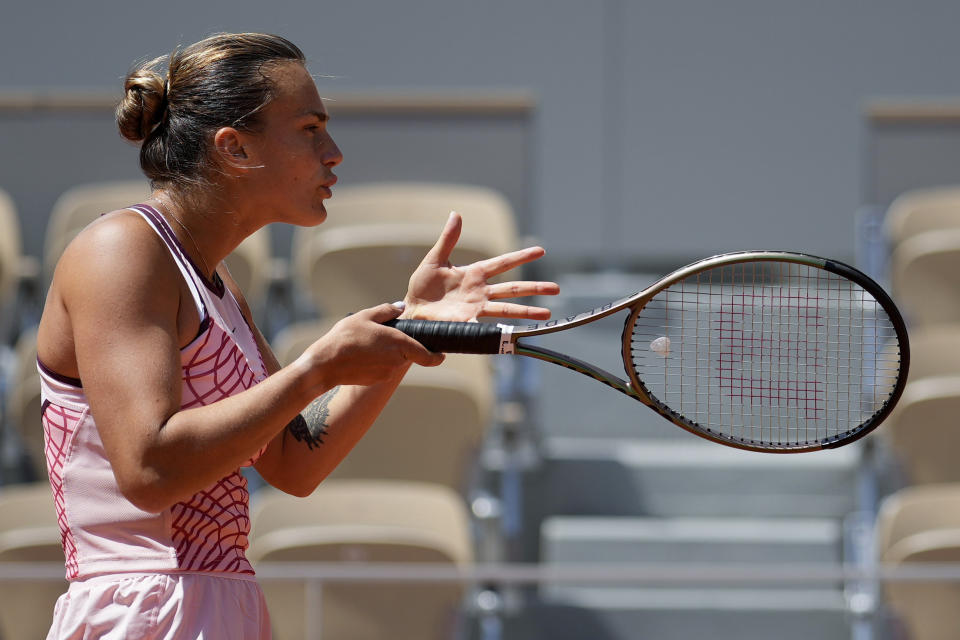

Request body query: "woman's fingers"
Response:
[474, 246, 546, 278]
[362, 302, 405, 323]
[343, 304, 445, 367]
[420, 211, 462, 267]
[486, 280, 560, 300]
[477, 302, 553, 320]
[399, 341, 447, 367]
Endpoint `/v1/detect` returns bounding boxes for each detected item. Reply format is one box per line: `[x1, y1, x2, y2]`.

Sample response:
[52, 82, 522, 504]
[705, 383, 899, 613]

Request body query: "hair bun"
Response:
[116, 65, 168, 142]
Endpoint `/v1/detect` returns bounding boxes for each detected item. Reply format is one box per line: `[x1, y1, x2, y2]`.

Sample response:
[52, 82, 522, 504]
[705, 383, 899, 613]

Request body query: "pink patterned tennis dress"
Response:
[39, 204, 272, 639]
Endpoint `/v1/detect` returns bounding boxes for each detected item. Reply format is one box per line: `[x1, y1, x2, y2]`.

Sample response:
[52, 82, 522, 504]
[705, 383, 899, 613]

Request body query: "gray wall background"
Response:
[3, 0, 960, 273]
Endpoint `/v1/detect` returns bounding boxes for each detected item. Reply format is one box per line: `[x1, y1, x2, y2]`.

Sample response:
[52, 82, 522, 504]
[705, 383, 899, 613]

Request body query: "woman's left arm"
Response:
[234, 212, 559, 496]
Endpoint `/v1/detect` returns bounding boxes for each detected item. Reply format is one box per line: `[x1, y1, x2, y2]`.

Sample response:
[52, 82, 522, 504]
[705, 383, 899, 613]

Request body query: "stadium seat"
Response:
[271, 319, 495, 493]
[0, 188, 23, 316]
[884, 186, 960, 248]
[291, 182, 518, 318]
[222, 225, 275, 319]
[0, 482, 66, 640]
[43, 181, 273, 310]
[876, 484, 960, 640]
[886, 323, 960, 381]
[43, 180, 151, 282]
[248, 480, 473, 640]
[889, 229, 960, 327]
[5, 326, 43, 476]
[882, 376, 960, 484]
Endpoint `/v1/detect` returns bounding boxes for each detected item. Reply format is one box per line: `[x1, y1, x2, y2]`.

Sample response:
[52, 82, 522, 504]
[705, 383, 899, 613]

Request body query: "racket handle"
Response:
[385, 319, 504, 354]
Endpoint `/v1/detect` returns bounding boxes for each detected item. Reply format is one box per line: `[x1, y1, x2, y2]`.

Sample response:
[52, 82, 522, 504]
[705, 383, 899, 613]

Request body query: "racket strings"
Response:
[629, 261, 903, 448]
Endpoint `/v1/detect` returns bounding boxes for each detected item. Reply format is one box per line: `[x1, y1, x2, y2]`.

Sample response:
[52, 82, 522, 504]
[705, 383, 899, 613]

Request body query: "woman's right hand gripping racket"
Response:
[387, 251, 910, 453]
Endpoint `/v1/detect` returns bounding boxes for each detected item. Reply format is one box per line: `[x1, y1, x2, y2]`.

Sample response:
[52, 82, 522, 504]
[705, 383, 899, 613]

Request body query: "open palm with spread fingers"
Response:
[403, 211, 560, 322]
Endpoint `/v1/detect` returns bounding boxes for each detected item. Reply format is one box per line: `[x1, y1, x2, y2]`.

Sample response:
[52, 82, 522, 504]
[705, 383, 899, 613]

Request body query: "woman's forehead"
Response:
[266, 62, 326, 117]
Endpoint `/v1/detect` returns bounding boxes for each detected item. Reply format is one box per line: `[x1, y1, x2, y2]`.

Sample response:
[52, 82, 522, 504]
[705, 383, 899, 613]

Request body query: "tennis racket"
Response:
[387, 251, 910, 453]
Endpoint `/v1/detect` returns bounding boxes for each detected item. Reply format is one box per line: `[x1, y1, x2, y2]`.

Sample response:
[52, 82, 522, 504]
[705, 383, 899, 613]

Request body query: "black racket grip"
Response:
[385, 319, 504, 354]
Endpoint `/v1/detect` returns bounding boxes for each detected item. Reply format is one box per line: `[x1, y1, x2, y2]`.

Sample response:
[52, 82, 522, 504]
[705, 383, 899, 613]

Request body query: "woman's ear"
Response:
[213, 126, 261, 173]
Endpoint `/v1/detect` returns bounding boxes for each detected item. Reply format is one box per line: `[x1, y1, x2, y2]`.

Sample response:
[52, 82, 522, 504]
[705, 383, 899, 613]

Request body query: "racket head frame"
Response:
[616, 250, 911, 452]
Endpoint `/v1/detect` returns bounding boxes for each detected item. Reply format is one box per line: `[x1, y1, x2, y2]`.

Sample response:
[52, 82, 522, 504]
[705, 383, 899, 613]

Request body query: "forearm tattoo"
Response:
[287, 386, 341, 450]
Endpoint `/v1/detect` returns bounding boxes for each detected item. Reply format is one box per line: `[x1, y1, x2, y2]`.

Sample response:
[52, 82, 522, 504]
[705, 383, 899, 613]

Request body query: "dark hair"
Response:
[116, 33, 306, 189]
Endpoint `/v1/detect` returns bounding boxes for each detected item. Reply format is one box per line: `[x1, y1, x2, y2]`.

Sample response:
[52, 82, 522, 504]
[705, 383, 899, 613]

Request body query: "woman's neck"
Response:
[151, 188, 253, 279]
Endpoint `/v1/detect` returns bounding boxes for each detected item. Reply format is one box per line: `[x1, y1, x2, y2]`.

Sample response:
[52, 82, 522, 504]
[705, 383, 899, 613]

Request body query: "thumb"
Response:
[362, 301, 406, 323]
[402, 342, 447, 368]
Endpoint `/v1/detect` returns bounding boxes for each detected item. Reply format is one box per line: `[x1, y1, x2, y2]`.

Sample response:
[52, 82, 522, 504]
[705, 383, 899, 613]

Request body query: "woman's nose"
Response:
[324, 135, 343, 167]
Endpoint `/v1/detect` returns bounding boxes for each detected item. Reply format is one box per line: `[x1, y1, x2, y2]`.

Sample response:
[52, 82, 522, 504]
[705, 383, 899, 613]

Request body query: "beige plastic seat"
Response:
[222, 224, 274, 315]
[884, 186, 960, 248]
[291, 182, 518, 317]
[882, 376, 960, 484]
[894, 324, 960, 381]
[248, 480, 473, 640]
[43, 180, 151, 281]
[889, 229, 960, 327]
[874, 323, 960, 395]
[877, 484, 960, 640]
[0, 188, 24, 311]
[43, 180, 273, 308]
[0, 482, 67, 640]
[6, 326, 43, 475]
[271, 319, 495, 492]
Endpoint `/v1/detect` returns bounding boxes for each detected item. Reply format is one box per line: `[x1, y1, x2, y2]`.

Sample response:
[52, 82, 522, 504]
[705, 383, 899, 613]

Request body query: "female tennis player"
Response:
[36, 32, 558, 639]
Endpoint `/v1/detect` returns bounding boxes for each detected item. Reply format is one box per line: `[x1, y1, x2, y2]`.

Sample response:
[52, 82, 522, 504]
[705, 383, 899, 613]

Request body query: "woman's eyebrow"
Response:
[303, 110, 330, 122]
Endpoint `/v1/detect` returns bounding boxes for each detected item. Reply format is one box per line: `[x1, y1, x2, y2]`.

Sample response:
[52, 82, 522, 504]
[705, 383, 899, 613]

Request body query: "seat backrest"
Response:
[329, 353, 494, 491]
[6, 327, 43, 474]
[44, 181, 151, 280]
[249, 480, 472, 561]
[248, 480, 472, 640]
[0, 482, 67, 640]
[0, 482, 60, 550]
[291, 182, 518, 316]
[896, 324, 960, 381]
[222, 225, 273, 311]
[882, 377, 960, 484]
[306, 182, 517, 242]
[877, 484, 960, 553]
[890, 229, 960, 327]
[885, 186, 960, 248]
[875, 322, 960, 402]
[0, 187, 23, 308]
[876, 484, 960, 640]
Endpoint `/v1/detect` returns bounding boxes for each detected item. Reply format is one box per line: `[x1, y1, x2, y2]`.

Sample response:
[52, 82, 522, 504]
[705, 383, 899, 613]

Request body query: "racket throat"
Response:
[514, 343, 643, 401]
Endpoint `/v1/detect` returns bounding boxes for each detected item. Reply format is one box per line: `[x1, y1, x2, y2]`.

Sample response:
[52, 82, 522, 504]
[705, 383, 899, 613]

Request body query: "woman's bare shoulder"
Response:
[55, 209, 175, 287]
[38, 209, 184, 375]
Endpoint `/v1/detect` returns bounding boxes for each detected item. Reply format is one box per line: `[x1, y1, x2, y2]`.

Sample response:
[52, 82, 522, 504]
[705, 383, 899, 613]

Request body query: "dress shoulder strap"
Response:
[127, 204, 209, 322]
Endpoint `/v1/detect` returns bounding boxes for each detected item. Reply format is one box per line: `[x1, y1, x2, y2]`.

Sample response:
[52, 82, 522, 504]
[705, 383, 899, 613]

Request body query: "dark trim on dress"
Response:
[131, 204, 226, 298]
[37, 357, 83, 388]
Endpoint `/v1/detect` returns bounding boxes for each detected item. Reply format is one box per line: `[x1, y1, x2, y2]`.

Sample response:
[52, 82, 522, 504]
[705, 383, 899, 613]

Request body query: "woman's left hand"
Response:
[402, 212, 560, 322]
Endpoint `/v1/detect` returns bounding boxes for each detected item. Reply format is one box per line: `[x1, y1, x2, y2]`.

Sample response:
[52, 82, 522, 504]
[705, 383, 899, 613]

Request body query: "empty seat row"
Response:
[874, 483, 960, 640]
[873, 323, 960, 484]
[869, 189, 960, 639]
[0, 180, 520, 340]
[0, 480, 474, 640]
[0, 180, 518, 639]
[4, 321, 497, 491]
[884, 186, 960, 327]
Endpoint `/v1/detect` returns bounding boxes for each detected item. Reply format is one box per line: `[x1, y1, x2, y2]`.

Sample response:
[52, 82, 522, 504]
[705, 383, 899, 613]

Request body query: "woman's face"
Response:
[241, 62, 343, 226]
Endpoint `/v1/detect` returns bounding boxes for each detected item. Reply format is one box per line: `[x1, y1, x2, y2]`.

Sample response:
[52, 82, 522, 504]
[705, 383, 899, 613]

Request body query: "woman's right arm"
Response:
[42, 215, 440, 513]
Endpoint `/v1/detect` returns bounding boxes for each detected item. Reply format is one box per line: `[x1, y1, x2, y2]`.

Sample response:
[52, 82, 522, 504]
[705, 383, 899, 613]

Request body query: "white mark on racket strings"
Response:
[650, 336, 671, 357]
